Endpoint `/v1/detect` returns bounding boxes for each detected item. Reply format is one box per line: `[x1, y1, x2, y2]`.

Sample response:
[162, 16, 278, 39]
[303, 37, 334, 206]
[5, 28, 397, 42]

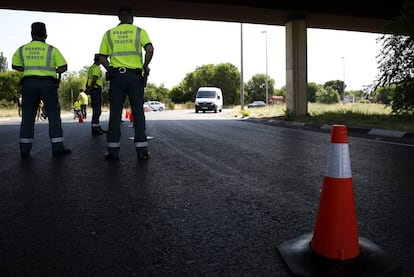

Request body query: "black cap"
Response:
[118, 5, 133, 16]
[31, 22, 46, 37]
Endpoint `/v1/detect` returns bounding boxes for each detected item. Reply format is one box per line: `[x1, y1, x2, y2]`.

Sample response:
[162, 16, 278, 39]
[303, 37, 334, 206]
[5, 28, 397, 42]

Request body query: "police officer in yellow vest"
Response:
[85, 54, 106, 136]
[73, 96, 81, 119]
[12, 22, 71, 158]
[78, 89, 89, 120]
[99, 6, 154, 161]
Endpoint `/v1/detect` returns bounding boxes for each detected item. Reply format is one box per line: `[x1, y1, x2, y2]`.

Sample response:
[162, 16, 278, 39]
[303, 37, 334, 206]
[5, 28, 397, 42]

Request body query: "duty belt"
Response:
[113, 67, 142, 74]
[22, 76, 56, 81]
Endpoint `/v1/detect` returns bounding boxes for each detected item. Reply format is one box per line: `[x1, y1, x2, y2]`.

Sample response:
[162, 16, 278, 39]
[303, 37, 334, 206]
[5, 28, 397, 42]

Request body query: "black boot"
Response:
[137, 148, 150, 160]
[104, 148, 120, 161]
[53, 148, 72, 158]
[92, 127, 104, 136]
[99, 126, 107, 133]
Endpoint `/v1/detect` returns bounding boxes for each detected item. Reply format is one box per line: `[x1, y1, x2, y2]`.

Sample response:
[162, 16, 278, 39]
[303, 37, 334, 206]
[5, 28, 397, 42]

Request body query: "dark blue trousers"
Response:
[107, 71, 147, 152]
[90, 87, 102, 127]
[20, 78, 66, 153]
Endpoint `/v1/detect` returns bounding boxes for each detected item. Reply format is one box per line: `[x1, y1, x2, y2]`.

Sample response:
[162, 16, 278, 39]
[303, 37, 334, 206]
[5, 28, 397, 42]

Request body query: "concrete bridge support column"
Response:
[286, 19, 308, 116]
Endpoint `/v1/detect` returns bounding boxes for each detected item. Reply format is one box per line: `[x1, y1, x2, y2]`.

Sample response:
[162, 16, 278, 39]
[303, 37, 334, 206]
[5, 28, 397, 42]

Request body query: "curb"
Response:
[242, 117, 414, 145]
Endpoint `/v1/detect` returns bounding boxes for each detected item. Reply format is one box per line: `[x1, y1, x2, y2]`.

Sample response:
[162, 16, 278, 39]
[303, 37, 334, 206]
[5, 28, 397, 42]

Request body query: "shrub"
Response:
[239, 109, 250, 117]
[316, 86, 340, 104]
[161, 98, 174, 110]
[284, 108, 297, 121]
[184, 101, 194, 109]
[0, 99, 14, 108]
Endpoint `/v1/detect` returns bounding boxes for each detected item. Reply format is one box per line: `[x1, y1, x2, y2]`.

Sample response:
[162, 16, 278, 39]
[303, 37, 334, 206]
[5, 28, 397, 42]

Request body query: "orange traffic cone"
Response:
[78, 113, 83, 123]
[125, 108, 131, 119]
[277, 125, 400, 276]
[311, 125, 359, 260]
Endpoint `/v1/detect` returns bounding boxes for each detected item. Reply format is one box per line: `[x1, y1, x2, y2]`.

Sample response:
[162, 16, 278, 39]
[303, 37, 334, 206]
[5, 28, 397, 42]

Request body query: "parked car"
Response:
[144, 101, 165, 111]
[247, 101, 266, 108]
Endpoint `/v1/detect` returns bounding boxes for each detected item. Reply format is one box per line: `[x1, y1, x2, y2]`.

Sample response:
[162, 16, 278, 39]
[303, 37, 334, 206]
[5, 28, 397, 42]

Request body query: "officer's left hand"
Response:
[143, 66, 150, 76]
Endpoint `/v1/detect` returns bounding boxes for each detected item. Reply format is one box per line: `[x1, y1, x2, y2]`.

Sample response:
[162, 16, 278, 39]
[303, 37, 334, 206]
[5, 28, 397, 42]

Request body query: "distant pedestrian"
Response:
[79, 89, 88, 119]
[85, 54, 106, 135]
[11, 22, 71, 157]
[36, 100, 44, 121]
[16, 93, 22, 117]
[99, 5, 154, 160]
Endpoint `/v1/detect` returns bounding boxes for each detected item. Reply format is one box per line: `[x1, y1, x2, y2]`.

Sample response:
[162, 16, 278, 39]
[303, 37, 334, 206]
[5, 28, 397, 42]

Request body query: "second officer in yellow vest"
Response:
[12, 22, 71, 158]
[85, 54, 106, 136]
[99, 5, 154, 161]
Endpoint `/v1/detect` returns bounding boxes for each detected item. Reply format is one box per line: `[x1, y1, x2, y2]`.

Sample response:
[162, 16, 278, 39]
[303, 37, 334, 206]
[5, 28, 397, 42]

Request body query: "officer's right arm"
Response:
[99, 33, 112, 71]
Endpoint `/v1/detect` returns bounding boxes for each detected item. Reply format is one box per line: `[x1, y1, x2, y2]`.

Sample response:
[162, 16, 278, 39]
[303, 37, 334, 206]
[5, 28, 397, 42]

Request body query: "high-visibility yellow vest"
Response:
[12, 40, 66, 78]
[99, 23, 151, 69]
[87, 64, 103, 88]
[74, 100, 81, 109]
[79, 92, 88, 105]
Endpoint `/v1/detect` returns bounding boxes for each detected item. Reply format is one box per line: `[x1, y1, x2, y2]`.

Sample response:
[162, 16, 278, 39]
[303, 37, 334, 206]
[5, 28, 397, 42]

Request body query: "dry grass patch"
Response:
[231, 103, 414, 132]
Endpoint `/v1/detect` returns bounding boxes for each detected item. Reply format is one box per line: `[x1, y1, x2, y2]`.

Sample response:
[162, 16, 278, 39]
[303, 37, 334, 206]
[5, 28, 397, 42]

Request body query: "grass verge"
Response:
[232, 103, 414, 132]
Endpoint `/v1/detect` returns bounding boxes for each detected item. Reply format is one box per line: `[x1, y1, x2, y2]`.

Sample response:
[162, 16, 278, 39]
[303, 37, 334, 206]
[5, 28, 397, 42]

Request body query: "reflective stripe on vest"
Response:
[19, 45, 55, 72]
[106, 27, 142, 57]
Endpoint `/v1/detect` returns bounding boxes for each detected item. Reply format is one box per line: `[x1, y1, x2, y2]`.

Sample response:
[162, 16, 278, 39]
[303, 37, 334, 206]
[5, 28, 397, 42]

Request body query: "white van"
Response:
[194, 87, 223, 113]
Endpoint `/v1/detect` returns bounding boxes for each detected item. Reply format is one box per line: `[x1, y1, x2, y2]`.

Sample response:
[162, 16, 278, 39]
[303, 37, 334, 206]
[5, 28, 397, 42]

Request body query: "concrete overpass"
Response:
[0, 0, 404, 115]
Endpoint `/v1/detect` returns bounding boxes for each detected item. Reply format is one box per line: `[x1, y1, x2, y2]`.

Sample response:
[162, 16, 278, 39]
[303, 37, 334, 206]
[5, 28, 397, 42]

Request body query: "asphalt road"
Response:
[0, 110, 413, 276]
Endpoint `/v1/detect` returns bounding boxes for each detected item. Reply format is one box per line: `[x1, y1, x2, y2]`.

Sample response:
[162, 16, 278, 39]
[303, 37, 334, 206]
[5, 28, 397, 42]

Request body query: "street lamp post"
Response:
[240, 23, 244, 109]
[341, 56, 345, 103]
[262, 31, 268, 104]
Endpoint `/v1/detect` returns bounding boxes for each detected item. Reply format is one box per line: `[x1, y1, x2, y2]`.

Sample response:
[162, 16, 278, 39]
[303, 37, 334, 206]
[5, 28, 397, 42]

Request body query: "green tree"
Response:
[324, 80, 345, 99]
[170, 85, 185, 104]
[246, 73, 275, 103]
[211, 63, 240, 105]
[275, 86, 286, 98]
[375, 0, 414, 114]
[144, 83, 170, 102]
[346, 90, 366, 98]
[316, 86, 340, 104]
[0, 52, 7, 72]
[372, 86, 394, 104]
[180, 63, 240, 105]
[0, 71, 22, 102]
[58, 71, 87, 109]
[307, 82, 321, 103]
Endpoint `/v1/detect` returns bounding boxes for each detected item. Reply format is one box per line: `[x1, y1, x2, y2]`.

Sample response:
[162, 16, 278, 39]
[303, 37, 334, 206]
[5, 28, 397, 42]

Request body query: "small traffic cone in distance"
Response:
[78, 113, 83, 123]
[311, 125, 359, 260]
[125, 108, 131, 119]
[276, 125, 401, 276]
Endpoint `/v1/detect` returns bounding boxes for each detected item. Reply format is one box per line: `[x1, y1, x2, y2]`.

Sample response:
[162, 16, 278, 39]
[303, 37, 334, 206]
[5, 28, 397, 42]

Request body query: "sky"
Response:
[0, 9, 384, 91]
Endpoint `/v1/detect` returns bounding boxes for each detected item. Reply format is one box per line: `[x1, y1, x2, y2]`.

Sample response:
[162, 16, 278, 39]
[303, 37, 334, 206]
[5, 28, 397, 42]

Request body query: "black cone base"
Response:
[276, 233, 401, 276]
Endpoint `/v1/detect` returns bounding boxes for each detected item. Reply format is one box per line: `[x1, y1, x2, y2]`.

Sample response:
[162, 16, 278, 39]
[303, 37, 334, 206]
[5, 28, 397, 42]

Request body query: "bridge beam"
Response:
[285, 19, 308, 116]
